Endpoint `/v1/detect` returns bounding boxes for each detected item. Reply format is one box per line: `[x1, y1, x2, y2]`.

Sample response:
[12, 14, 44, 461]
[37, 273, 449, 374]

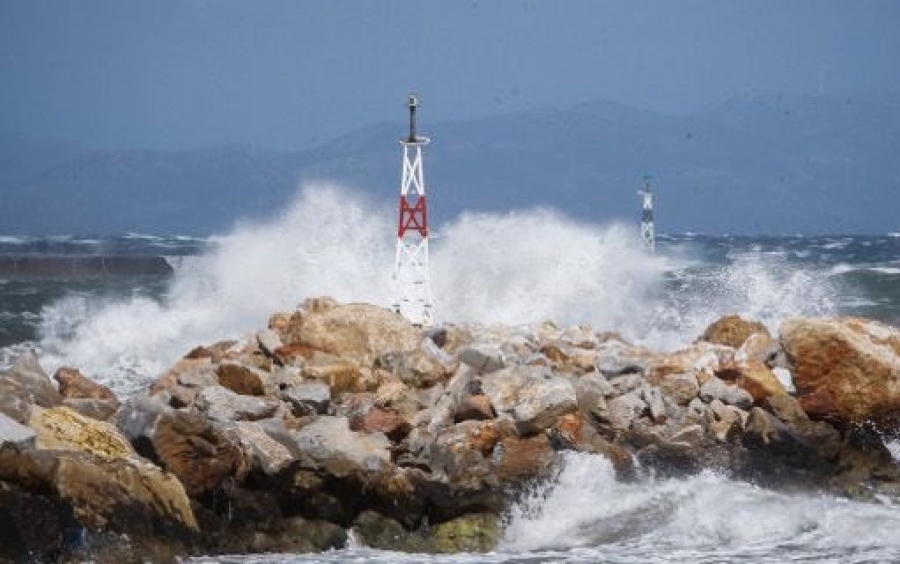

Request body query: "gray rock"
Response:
[0, 411, 35, 451]
[430, 421, 493, 482]
[481, 366, 577, 434]
[1, 350, 62, 411]
[596, 341, 649, 376]
[458, 344, 506, 374]
[63, 398, 119, 421]
[572, 373, 611, 418]
[194, 385, 281, 421]
[657, 372, 700, 406]
[257, 328, 284, 358]
[232, 420, 294, 475]
[608, 373, 643, 395]
[282, 382, 331, 416]
[641, 385, 667, 423]
[117, 393, 170, 443]
[290, 416, 391, 477]
[699, 376, 754, 410]
[601, 392, 647, 431]
[686, 397, 707, 422]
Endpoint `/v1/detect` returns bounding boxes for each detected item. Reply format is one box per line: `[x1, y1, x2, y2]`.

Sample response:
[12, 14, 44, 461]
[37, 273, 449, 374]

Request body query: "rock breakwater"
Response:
[2, 297, 900, 561]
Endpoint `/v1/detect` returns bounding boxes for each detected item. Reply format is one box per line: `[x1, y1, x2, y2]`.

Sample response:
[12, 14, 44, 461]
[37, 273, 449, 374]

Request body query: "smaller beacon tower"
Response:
[393, 94, 434, 326]
[637, 176, 656, 253]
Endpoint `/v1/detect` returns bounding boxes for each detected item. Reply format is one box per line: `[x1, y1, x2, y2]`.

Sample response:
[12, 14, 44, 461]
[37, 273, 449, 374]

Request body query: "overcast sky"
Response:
[2, 0, 898, 150]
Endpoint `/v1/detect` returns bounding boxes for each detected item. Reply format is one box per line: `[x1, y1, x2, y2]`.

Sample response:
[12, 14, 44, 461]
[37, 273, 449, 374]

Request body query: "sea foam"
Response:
[36, 184, 837, 396]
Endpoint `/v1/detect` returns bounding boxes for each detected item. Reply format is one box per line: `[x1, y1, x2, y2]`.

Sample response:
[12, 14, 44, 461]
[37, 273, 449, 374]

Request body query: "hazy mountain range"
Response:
[2, 92, 898, 235]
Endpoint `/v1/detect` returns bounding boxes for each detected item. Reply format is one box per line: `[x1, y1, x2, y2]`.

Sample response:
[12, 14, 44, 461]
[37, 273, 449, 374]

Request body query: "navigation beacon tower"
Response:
[637, 176, 656, 252]
[393, 94, 434, 326]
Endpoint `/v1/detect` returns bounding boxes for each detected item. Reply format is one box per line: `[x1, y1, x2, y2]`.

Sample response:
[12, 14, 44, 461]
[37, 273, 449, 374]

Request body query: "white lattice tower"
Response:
[393, 94, 434, 326]
[638, 176, 655, 253]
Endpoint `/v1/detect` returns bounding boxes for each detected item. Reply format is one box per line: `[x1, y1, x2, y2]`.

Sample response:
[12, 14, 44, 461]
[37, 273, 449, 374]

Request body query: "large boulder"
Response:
[280, 301, 421, 366]
[781, 317, 900, 424]
[0, 405, 198, 556]
[698, 314, 770, 348]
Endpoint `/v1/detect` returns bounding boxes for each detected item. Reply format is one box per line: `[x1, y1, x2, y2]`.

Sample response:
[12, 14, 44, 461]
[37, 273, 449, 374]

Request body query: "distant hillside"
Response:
[1, 93, 898, 235]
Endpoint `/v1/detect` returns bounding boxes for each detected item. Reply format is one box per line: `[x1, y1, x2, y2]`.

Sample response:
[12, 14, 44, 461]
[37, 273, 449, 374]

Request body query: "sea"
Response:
[3, 185, 900, 562]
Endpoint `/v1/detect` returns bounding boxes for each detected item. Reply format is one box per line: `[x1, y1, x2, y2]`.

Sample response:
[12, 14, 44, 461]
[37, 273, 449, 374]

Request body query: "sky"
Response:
[1, 0, 899, 150]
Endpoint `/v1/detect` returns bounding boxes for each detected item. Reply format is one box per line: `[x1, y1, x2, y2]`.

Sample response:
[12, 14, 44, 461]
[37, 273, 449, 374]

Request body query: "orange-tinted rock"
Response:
[303, 361, 363, 395]
[454, 395, 495, 422]
[53, 367, 116, 402]
[540, 344, 569, 364]
[781, 317, 900, 424]
[150, 410, 244, 497]
[351, 407, 412, 442]
[698, 315, 770, 348]
[184, 340, 237, 362]
[216, 362, 266, 396]
[493, 434, 555, 482]
[735, 363, 786, 403]
[281, 301, 420, 366]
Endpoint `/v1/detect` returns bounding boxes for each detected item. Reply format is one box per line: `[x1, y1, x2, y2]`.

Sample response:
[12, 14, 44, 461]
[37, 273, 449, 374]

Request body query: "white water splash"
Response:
[501, 452, 900, 558]
[35, 184, 838, 396]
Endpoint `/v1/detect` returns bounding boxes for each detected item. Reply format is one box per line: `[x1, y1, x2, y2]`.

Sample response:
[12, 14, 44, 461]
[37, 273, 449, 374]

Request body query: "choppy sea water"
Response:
[2, 186, 900, 561]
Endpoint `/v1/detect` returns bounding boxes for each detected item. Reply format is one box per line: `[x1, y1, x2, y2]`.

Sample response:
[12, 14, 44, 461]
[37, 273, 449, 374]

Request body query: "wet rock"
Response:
[217, 361, 267, 396]
[429, 512, 501, 553]
[1, 406, 199, 541]
[194, 385, 281, 421]
[699, 314, 770, 348]
[352, 510, 499, 553]
[781, 317, 900, 424]
[699, 375, 753, 409]
[281, 381, 331, 416]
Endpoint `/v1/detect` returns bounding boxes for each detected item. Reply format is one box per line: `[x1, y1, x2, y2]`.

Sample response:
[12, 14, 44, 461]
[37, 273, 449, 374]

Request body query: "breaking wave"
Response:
[34, 184, 838, 396]
[499, 452, 900, 562]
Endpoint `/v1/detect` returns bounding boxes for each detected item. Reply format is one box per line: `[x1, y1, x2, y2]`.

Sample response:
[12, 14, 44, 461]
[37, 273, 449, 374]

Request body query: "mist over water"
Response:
[34, 184, 838, 395]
